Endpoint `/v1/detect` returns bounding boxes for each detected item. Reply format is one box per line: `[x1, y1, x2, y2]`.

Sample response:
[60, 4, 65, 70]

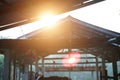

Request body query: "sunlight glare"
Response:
[41, 12, 55, 20]
[39, 12, 60, 27]
[62, 52, 80, 67]
[68, 57, 76, 64]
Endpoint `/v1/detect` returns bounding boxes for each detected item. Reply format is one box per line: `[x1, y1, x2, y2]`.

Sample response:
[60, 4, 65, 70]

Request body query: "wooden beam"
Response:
[37, 61, 110, 65]
[44, 57, 96, 60]
[44, 66, 101, 72]
[0, 38, 107, 49]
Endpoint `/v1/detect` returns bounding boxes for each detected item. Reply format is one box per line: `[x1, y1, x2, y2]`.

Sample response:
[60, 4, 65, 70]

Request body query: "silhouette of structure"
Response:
[0, 0, 120, 80]
[0, 16, 120, 80]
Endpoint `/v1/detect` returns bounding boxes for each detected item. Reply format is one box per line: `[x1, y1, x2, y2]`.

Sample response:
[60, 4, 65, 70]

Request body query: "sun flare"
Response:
[68, 57, 76, 64]
[0, 12, 68, 39]
[38, 12, 61, 27]
[41, 12, 55, 20]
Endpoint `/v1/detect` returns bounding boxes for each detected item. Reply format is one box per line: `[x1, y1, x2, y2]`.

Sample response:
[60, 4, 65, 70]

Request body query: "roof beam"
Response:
[38, 61, 110, 65]
[0, 38, 107, 49]
[44, 57, 96, 60]
[44, 66, 101, 72]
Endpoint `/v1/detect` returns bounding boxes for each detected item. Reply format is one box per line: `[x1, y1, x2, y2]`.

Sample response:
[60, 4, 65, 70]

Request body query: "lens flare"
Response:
[41, 12, 54, 20]
[68, 57, 76, 64]
[62, 52, 80, 67]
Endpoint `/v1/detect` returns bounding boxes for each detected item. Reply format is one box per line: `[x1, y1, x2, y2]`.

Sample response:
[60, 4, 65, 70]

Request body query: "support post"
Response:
[112, 60, 118, 80]
[3, 49, 11, 80]
[42, 57, 45, 76]
[18, 64, 21, 80]
[35, 58, 39, 72]
[10, 59, 14, 80]
[100, 70, 102, 80]
[101, 58, 107, 80]
[13, 58, 16, 80]
[96, 56, 99, 80]
[30, 63, 33, 80]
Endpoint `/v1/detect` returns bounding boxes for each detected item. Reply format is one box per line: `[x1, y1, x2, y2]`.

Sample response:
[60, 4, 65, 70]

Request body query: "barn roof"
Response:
[14, 16, 120, 61]
[19, 16, 120, 39]
[0, 0, 104, 31]
[0, 16, 120, 64]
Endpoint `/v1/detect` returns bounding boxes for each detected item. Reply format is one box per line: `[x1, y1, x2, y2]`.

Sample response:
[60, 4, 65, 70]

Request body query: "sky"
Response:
[71, 0, 120, 33]
[0, 0, 120, 39]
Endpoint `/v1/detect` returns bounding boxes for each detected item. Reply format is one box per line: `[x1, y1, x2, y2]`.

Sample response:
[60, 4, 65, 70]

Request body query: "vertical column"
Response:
[35, 58, 39, 72]
[96, 57, 99, 80]
[3, 49, 11, 80]
[112, 60, 118, 80]
[42, 57, 45, 76]
[29, 63, 33, 80]
[100, 70, 102, 80]
[24, 64, 29, 80]
[27, 64, 29, 80]
[10, 59, 14, 80]
[101, 58, 107, 80]
[21, 64, 29, 80]
[18, 64, 21, 80]
[13, 58, 16, 80]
